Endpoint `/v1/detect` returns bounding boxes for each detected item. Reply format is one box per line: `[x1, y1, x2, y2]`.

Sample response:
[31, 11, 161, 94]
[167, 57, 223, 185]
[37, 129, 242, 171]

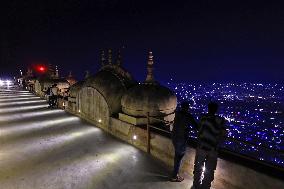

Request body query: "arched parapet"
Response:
[83, 68, 137, 116]
[78, 86, 110, 130]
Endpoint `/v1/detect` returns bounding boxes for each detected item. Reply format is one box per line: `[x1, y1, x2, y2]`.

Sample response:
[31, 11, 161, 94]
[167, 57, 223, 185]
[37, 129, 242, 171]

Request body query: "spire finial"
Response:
[108, 49, 112, 65]
[101, 50, 106, 67]
[145, 51, 155, 83]
[116, 49, 122, 66]
[68, 71, 72, 78]
[85, 70, 90, 79]
[55, 65, 59, 78]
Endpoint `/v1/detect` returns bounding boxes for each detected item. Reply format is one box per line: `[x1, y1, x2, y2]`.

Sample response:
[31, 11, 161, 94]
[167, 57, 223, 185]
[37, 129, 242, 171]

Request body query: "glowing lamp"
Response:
[39, 66, 45, 71]
[6, 80, 11, 85]
[36, 65, 46, 73]
[133, 135, 137, 140]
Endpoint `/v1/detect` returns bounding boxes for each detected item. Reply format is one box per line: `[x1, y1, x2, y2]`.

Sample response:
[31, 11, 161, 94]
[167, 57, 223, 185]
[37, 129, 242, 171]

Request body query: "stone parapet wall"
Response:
[65, 109, 284, 189]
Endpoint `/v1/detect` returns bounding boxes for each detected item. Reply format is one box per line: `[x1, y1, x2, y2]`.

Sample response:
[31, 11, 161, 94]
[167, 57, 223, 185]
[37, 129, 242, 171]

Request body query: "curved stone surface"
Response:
[69, 80, 84, 98]
[78, 87, 110, 127]
[82, 66, 136, 115]
[121, 83, 177, 117]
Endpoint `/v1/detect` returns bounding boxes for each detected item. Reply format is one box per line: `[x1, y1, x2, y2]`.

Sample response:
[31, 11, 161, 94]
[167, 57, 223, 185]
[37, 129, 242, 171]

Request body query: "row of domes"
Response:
[70, 51, 177, 118]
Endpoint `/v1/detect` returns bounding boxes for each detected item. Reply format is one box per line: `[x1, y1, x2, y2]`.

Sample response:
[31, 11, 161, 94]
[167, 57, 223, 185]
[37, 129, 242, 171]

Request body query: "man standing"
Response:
[171, 101, 198, 182]
[46, 86, 53, 108]
[192, 102, 226, 189]
[51, 84, 59, 108]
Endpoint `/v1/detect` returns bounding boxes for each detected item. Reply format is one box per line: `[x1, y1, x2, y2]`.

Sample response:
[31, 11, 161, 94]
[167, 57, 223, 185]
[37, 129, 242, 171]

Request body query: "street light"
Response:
[6, 80, 11, 86]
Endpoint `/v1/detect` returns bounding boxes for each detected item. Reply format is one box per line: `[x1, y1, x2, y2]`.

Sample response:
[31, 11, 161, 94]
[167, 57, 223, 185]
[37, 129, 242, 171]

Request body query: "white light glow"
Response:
[0, 97, 40, 102]
[2, 116, 80, 136]
[0, 104, 48, 113]
[98, 119, 102, 123]
[6, 80, 11, 86]
[0, 100, 46, 107]
[0, 109, 64, 122]
[0, 94, 35, 99]
[133, 135, 137, 140]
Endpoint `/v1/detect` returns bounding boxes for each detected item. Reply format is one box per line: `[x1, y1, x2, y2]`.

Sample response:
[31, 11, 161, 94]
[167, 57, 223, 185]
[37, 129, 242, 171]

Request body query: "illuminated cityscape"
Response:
[167, 80, 284, 167]
[2, 1, 284, 188]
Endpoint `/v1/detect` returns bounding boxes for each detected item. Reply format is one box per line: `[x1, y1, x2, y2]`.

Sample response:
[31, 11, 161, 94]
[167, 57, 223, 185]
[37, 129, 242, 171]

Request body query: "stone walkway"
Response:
[0, 86, 193, 189]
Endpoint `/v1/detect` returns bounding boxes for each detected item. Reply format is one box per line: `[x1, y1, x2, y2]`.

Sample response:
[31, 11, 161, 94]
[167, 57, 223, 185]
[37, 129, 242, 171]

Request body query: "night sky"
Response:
[1, 1, 284, 82]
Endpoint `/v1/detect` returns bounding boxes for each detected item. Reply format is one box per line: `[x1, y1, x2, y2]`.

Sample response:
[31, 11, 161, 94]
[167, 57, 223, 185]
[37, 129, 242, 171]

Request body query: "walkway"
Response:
[0, 86, 192, 189]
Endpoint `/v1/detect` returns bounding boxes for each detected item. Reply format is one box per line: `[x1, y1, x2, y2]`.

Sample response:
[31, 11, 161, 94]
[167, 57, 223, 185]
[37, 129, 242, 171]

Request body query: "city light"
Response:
[168, 81, 284, 167]
[0, 80, 3, 86]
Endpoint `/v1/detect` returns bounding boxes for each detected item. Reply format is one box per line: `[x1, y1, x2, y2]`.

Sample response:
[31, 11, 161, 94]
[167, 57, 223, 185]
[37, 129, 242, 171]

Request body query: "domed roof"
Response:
[83, 64, 137, 115]
[121, 83, 177, 117]
[121, 52, 177, 117]
[66, 71, 77, 85]
[69, 80, 84, 97]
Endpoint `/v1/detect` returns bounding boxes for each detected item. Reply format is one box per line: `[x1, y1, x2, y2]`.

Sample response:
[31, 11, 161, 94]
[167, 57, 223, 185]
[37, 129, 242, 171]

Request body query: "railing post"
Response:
[147, 112, 150, 154]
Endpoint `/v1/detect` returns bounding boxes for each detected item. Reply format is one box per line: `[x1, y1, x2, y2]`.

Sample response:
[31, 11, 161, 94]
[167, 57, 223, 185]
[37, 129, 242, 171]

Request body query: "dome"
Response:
[121, 83, 177, 117]
[83, 65, 136, 115]
[121, 51, 177, 117]
[66, 71, 77, 86]
[69, 80, 84, 98]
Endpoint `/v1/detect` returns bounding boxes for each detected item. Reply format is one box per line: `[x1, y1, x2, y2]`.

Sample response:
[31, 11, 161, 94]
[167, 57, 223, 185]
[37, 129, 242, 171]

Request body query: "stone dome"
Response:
[83, 65, 136, 115]
[121, 83, 177, 117]
[66, 71, 77, 86]
[121, 52, 177, 117]
[69, 80, 84, 98]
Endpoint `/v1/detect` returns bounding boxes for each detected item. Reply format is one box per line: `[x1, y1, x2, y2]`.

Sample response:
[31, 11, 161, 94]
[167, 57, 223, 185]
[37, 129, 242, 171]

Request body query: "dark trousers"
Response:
[172, 140, 187, 177]
[48, 96, 53, 107]
[48, 95, 57, 107]
[193, 148, 218, 189]
[52, 95, 58, 106]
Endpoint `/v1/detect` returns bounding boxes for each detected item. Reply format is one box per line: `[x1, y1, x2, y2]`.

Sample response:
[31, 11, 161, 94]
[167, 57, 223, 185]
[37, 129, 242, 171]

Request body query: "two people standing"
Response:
[171, 101, 226, 189]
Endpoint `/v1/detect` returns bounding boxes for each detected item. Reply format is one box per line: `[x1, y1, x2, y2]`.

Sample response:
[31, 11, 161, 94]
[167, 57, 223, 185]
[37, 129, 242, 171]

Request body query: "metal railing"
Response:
[145, 112, 284, 172]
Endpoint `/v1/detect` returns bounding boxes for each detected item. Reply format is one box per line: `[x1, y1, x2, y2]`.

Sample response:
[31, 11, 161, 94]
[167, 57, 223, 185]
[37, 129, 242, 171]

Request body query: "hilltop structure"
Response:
[67, 50, 177, 128]
[64, 50, 284, 189]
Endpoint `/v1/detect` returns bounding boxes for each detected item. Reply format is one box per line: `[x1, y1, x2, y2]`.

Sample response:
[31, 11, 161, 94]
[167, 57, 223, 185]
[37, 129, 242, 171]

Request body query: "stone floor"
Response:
[0, 86, 193, 189]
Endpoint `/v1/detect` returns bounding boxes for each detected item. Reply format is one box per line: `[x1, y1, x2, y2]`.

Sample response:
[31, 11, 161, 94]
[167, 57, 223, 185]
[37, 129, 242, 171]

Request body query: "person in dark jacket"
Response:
[171, 101, 198, 182]
[191, 102, 226, 189]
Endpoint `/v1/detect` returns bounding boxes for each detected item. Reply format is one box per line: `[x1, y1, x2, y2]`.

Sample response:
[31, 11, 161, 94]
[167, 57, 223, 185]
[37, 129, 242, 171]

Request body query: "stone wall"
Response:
[65, 110, 284, 189]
